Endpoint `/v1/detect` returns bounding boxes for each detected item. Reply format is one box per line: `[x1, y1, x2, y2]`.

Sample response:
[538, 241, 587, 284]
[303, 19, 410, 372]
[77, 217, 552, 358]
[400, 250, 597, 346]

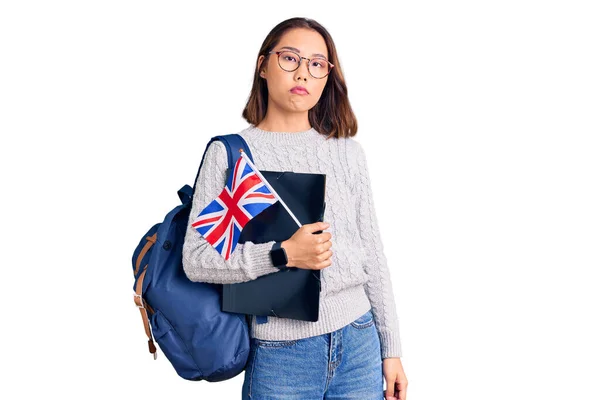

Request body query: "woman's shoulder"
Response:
[341, 136, 365, 158]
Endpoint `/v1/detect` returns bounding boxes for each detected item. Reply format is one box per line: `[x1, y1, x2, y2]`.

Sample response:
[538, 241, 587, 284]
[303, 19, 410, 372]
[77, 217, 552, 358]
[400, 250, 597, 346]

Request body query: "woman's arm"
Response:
[353, 139, 403, 359]
[182, 140, 279, 284]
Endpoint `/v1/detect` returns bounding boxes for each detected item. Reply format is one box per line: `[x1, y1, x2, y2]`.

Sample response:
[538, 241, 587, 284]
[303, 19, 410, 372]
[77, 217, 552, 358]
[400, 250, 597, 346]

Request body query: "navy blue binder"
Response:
[221, 170, 326, 322]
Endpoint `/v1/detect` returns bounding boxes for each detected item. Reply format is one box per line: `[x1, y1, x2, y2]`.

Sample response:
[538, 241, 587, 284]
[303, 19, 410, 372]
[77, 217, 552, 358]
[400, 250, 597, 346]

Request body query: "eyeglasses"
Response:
[268, 50, 334, 79]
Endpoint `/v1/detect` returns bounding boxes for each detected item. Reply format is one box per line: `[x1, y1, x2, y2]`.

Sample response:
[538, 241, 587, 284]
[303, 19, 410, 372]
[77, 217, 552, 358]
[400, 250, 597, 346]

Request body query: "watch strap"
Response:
[270, 241, 287, 269]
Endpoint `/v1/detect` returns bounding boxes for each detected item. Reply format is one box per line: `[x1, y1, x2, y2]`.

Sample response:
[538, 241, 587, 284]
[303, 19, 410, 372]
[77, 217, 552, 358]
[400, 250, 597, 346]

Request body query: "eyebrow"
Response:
[279, 46, 328, 60]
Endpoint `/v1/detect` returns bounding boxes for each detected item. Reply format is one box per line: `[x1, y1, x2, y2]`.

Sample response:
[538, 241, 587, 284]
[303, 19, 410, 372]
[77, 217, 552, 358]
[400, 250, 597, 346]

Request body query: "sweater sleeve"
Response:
[182, 140, 279, 284]
[353, 140, 403, 359]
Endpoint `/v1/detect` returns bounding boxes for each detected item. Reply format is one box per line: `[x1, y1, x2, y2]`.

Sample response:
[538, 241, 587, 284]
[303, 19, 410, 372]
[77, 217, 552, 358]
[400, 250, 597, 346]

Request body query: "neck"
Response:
[256, 104, 311, 132]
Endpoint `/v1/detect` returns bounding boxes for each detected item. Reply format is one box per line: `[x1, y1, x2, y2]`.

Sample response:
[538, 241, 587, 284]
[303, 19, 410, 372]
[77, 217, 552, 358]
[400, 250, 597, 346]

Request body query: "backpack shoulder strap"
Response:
[215, 133, 254, 168]
[179, 134, 253, 204]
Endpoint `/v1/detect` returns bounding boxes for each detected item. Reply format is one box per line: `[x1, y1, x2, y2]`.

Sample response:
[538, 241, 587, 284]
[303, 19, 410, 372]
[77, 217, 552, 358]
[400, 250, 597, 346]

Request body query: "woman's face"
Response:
[258, 28, 330, 113]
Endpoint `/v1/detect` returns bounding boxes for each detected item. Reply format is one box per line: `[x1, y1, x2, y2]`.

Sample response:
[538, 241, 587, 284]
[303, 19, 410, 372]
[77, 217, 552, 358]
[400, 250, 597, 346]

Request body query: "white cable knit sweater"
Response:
[182, 124, 402, 359]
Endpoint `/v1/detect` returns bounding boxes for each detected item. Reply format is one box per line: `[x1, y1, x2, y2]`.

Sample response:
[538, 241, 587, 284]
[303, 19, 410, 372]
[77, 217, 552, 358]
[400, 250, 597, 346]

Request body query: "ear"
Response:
[257, 55, 265, 78]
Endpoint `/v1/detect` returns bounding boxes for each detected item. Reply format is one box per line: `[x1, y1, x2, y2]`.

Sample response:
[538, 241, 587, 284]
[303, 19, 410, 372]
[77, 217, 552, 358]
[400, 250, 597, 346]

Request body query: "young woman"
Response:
[182, 17, 408, 400]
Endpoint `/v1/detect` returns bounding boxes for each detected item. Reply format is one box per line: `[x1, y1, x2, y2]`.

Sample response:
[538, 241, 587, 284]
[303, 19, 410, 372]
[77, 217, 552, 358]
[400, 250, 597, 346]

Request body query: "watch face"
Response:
[271, 248, 287, 267]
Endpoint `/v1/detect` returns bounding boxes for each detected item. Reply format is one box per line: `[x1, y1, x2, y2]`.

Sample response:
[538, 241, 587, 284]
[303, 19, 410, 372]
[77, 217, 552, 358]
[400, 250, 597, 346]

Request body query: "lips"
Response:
[290, 86, 308, 94]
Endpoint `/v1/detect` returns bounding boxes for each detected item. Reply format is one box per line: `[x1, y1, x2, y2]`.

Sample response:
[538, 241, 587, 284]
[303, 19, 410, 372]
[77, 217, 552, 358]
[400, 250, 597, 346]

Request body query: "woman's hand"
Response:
[383, 357, 408, 400]
[281, 221, 333, 270]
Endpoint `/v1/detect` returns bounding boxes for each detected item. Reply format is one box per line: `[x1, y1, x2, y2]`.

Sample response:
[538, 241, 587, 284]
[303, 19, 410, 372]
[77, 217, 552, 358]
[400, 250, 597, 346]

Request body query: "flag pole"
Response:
[239, 149, 302, 228]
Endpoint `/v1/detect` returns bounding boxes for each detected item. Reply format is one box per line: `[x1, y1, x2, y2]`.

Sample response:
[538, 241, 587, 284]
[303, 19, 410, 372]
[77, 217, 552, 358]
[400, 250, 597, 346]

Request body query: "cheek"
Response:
[311, 80, 327, 97]
[267, 73, 292, 96]
[307, 84, 326, 105]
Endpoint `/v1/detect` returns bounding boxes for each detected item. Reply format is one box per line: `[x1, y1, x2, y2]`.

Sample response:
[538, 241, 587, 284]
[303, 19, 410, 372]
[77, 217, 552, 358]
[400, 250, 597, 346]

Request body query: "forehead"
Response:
[276, 28, 328, 59]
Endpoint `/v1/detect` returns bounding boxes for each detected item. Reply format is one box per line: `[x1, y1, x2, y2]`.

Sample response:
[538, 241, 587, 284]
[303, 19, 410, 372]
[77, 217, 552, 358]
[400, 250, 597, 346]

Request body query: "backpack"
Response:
[131, 133, 255, 382]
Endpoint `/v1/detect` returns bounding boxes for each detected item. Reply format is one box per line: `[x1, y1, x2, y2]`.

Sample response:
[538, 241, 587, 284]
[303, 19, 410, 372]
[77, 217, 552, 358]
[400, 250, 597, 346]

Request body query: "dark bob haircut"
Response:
[242, 17, 358, 140]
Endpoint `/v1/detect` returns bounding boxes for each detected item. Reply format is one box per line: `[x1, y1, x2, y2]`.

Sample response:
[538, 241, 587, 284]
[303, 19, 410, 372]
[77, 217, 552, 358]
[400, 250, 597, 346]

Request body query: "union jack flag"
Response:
[191, 150, 278, 260]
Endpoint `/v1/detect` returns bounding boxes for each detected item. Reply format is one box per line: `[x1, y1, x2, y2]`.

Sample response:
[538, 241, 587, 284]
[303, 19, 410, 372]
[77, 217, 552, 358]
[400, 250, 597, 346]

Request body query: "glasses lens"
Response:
[277, 51, 331, 78]
[309, 57, 330, 78]
[278, 51, 300, 72]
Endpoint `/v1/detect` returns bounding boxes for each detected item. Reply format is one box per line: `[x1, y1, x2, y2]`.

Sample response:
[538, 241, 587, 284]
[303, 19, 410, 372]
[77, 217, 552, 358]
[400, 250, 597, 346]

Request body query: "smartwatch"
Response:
[269, 241, 288, 270]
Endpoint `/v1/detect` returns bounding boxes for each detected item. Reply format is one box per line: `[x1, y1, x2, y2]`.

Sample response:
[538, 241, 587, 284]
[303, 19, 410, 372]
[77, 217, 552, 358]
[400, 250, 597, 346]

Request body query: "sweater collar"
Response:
[242, 124, 323, 145]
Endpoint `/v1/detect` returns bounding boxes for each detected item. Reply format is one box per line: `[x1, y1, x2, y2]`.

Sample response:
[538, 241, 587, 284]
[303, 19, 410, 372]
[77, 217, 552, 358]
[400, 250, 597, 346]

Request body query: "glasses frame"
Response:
[268, 50, 335, 79]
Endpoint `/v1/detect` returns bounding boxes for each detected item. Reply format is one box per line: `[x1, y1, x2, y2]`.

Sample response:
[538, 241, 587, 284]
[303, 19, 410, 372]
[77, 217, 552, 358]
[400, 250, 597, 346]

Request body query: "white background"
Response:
[1, 1, 599, 399]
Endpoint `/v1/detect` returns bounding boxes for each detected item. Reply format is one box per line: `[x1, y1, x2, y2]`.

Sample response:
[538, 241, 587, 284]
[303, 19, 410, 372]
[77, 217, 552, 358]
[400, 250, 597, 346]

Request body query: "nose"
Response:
[294, 59, 309, 81]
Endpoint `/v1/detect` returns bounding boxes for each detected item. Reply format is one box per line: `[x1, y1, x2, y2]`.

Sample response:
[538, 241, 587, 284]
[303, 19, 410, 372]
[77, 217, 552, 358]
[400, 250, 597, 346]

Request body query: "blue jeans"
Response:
[241, 308, 384, 399]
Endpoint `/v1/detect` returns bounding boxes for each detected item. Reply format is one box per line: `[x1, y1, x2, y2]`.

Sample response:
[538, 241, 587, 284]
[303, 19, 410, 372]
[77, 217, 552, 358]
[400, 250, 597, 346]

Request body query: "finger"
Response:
[315, 258, 332, 270]
[384, 377, 396, 399]
[398, 380, 407, 400]
[306, 221, 328, 233]
[317, 241, 332, 253]
[384, 392, 397, 400]
[315, 242, 333, 255]
[319, 249, 333, 260]
[317, 231, 331, 241]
